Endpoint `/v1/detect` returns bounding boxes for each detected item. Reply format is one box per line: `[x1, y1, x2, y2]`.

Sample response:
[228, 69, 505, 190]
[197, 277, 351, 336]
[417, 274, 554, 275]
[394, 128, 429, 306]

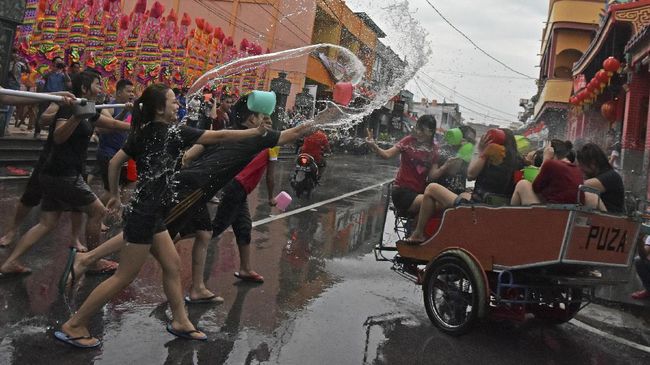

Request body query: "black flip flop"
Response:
[184, 294, 224, 304]
[59, 247, 77, 295]
[166, 323, 207, 341]
[54, 330, 101, 348]
[0, 268, 32, 279]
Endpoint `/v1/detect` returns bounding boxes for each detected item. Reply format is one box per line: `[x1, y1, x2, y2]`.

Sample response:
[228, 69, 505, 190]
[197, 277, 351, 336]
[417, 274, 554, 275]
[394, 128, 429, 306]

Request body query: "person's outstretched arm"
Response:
[196, 120, 268, 145]
[365, 128, 399, 160]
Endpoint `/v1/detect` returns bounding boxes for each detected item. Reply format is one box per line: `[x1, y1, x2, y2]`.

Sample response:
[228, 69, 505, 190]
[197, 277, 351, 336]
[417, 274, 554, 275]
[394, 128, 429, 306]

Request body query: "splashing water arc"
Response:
[186, 1, 431, 132]
[188, 43, 365, 95]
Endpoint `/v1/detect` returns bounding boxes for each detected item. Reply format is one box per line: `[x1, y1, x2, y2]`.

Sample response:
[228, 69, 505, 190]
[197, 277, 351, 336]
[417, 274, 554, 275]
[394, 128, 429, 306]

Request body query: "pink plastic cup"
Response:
[275, 191, 292, 212]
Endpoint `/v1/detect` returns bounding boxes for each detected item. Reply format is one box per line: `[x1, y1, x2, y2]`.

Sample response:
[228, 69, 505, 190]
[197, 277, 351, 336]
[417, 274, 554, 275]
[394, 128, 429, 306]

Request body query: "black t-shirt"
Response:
[596, 169, 624, 213]
[474, 153, 524, 198]
[437, 144, 468, 195]
[41, 105, 98, 176]
[122, 123, 204, 211]
[177, 129, 281, 200]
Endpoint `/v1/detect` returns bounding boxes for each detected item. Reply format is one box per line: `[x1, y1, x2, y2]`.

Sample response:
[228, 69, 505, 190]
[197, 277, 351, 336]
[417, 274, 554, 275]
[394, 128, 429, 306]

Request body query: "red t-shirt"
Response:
[393, 136, 438, 194]
[300, 131, 330, 163]
[234, 147, 280, 194]
[532, 159, 584, 203]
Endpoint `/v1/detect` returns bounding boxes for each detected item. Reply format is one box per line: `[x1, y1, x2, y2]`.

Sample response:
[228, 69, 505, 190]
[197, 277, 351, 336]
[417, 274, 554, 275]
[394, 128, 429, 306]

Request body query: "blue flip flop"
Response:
[53, 330, 101, 348]
[58, 248, 77, 295]
[166, 323, 207, 341]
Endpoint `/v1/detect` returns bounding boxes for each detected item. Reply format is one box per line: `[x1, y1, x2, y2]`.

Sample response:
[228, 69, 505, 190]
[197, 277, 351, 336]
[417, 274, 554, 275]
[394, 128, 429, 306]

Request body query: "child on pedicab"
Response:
[399, 128, 523, 245]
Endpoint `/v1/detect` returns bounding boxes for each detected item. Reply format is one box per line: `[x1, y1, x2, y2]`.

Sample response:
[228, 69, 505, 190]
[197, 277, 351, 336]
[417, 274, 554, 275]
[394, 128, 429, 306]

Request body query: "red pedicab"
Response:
[375, 182, 645, 335]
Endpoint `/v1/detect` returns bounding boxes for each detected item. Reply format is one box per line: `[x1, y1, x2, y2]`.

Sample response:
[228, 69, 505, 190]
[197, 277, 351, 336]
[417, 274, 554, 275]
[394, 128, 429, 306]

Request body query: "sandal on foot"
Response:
[54, 330, 101, 348]
[183, 294, 224, 304]
[59, 248, 77, 295]
[86, 259, 118, 276]
[166, 323, 207, 341]
[234, 271, 264, 283]
[0, 266, 32, 279]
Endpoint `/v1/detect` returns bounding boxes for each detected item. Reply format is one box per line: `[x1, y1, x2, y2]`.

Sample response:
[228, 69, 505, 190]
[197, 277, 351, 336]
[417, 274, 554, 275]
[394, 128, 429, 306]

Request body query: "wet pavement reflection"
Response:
[0, 154, 649, 364]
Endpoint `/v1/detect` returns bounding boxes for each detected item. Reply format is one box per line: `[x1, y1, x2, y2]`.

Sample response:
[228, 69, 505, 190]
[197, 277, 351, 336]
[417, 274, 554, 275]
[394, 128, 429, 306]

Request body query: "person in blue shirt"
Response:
[96, 79, 135, 204]
[34, 56, 71, 138]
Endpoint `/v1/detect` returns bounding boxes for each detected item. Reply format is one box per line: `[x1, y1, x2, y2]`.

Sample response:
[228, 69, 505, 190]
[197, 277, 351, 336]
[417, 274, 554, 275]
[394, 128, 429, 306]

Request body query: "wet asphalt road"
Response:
[0, 153, 649, 364]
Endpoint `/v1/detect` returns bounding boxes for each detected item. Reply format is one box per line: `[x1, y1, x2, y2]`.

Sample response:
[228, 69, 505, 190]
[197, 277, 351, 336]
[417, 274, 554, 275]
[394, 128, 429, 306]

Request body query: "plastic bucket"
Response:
[522, 166, 540, 182]
[486, 128, 505, 145]
[247, 90, 276, 115]
[515, 135, 530, 153]
[445, 128, 463, 146]
[275, 191, 292, 211]
[333, 82, 353, 106]
[457, 142, 474, 162]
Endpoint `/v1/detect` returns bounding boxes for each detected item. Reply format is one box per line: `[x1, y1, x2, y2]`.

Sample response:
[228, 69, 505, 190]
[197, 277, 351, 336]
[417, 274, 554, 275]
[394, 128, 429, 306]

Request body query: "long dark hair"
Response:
[131, 83, 170, 137]
[501, 128, 518, 168]
[550, 139, 573, 160]
[577, 143, 612, 175]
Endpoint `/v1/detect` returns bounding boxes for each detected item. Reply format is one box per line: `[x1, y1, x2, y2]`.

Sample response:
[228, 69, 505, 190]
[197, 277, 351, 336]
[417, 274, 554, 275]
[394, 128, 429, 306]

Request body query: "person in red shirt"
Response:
[300, 129, 331, 165]
[366, 115, 439, 216]
[511, 139, 583, 205]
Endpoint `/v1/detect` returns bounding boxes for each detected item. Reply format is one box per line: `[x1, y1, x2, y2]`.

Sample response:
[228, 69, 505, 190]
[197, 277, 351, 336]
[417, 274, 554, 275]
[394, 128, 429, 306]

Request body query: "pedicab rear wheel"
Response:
[423, 250, 487, 336]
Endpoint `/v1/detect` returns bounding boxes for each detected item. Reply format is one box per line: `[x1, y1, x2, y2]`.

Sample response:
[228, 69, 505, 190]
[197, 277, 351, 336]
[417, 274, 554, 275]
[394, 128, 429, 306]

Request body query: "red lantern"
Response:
[595, 69, 609, 83]
[587, 79, 599, 92]
[603, 57, 621, 73]
[181, 12, 192, 27]
[240, 38, 250, 51]
[569, 96, 578, 105]
[601, 100, 617, 122]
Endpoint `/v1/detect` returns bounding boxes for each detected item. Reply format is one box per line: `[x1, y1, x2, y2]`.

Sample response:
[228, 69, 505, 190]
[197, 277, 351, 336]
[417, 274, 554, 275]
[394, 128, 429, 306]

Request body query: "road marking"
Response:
[252, 179, 393, 228]
[570, 319, 650, 354]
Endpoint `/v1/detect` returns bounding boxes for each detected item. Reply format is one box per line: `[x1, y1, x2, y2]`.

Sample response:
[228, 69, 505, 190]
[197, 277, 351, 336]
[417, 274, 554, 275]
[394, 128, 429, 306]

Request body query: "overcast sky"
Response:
[346, 0, 549, 126]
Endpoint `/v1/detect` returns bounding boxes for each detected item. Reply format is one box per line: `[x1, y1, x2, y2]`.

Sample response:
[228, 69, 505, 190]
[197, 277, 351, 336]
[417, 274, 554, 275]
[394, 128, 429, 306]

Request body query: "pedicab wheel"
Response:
[532, 288, 583, 324]
[423, 250, 487, 336]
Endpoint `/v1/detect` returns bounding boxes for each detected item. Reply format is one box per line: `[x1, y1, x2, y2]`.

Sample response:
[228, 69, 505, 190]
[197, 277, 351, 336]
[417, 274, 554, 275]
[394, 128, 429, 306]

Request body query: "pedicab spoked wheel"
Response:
[531, 288, 583, 324]
[423, 251, 486, 335]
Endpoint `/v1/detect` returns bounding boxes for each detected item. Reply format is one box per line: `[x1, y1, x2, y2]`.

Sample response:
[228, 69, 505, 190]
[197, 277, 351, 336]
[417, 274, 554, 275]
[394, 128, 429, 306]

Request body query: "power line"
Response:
[254, 0, 313, 43]
[423, 0, 536, 80]
[425, 68, 531, 80]
[418, 72, 518, 118]
[415, 76, 515, 124]
[194, 0, 302, 49]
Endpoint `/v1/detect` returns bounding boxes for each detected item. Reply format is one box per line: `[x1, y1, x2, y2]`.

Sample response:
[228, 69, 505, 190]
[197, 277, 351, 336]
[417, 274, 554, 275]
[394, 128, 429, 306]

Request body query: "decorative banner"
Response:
[14, 0, 270, 92]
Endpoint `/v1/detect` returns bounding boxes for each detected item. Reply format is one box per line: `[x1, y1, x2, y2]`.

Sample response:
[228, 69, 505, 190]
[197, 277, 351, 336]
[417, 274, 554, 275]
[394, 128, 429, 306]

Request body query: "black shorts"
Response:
[172, 203, 212, 239]
[20, 167, 42, 207]
[39, 173, 97, 212]
[391, 186, 419, 215]
[123, 205, 168, 244]
[212, 180, 251, 245]
[97, 155, 129, 191]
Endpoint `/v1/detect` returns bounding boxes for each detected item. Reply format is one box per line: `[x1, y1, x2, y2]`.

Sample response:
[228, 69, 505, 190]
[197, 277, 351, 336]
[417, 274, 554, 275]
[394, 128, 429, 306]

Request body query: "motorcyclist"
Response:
[300, 128, 331, 180]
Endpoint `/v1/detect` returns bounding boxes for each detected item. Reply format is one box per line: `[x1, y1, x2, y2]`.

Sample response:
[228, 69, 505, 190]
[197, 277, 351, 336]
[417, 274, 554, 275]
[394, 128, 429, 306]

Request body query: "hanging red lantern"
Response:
[181, 12, 192, 27]
[601, 100, 617, 122]
[595, 69, 609, 83]
[603, 57, 621, 73]
[569, 96, 578, 105]
[587, 79, 599, 92]
[240, 38, 250, 51]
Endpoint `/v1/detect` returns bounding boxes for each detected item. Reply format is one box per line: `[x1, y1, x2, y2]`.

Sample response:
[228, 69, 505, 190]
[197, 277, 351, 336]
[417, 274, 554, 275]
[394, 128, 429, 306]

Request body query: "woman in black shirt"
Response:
[576, 143, 624, 213]
[56, 84, 266, 348]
